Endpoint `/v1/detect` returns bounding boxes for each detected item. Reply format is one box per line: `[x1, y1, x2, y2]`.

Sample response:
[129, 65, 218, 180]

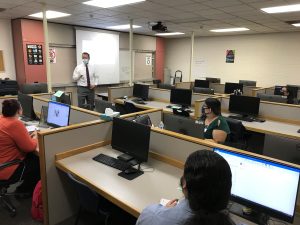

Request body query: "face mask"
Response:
[82, 59, 89, 65]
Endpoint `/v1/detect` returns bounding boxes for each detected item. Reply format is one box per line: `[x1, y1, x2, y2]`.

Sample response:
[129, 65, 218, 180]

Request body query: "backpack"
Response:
[31, 180, 43, 221]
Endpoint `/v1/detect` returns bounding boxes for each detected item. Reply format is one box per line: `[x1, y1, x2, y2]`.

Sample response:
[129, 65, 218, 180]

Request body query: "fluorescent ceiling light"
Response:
[292, 23, 300, 27]
[107, 24, 141, 30]
[261, 4, 300, 13]
[210, 27, 249, 32]
[155, 32, 185, 36]
[83, 0, 146, 8]
[29, 10, 70, 19]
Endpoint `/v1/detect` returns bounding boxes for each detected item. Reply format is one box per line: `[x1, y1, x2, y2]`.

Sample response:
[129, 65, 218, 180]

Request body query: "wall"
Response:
[165, 32, 300, 87]
[0, 19, 16, 79]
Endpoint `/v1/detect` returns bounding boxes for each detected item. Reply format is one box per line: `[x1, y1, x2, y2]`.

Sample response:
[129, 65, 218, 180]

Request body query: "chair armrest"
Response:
[0, 159, 23, 170]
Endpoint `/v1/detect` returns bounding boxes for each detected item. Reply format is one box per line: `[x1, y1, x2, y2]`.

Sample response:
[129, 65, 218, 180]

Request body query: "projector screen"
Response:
[75, 29, 120, 85]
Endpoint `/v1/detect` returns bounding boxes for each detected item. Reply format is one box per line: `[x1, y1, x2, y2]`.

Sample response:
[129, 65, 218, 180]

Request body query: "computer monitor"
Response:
[112, 117, 151, 164]
[170, 88, 192, 108]
[239, 80, 257, 87]
[214, 147, 300, 224]
[47, 101, 71, 127]
[229, 95, 260, 117]
[274, 85, 284, 95]
[194, 79, 209, 88]
[133, 83, 149, 100]
[206, 77, 221, 83]
[18, 93, 37, 120]
[163, 113, 204, 139]
[225, 82, 244, 94]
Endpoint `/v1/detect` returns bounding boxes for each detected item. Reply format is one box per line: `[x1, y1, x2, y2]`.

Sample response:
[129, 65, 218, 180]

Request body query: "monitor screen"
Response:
[170, 88, 192, 107]
[224, 82, 244, 94]
[112, 117, 151, 163]
[229, 95, 260, 116]
[133, 83, 149, 100]
[47, 101, 70, 127]
[18, 93, 37, 120]
[214, 147, 300, 223]
[194, 79, 209, 88]
[274, 86, 284, 95]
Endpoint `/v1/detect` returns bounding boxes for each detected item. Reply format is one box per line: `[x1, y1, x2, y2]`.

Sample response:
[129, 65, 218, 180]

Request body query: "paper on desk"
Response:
[54, 90, 64, 97]
[26, 125, 38, 132]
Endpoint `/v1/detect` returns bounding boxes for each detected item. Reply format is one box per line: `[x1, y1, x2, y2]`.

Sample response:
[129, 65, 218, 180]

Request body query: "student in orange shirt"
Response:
[0, 99, 40, 195]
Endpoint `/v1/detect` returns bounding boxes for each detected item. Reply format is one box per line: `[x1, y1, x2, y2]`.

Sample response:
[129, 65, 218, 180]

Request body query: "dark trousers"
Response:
[9, 153, 40, 193]
[77, 86, 95, 110]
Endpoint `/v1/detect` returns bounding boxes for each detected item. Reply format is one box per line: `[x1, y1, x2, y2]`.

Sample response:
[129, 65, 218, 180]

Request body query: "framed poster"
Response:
[226, 50, 235, 63]
[0, 50, 4, 71]
[27, 44, 43, 65]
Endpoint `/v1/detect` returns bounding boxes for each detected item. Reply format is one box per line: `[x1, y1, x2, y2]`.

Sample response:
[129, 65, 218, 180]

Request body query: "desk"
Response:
[96, 92, 109, 101]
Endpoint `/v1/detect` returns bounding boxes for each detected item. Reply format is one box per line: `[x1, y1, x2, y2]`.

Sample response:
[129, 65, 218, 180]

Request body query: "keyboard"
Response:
[93, 153, 131, 171]
[228, 115, 254, 122]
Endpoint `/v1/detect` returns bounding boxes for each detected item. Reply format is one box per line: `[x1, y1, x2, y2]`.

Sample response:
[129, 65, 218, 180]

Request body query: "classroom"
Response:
[0, 0, 300, 225]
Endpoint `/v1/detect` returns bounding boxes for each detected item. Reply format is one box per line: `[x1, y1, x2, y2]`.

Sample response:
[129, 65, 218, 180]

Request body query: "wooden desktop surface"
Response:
[56, 145, 257, 225]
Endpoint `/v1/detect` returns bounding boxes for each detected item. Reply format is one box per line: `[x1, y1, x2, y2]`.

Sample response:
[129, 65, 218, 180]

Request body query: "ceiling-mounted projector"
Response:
[151, 21, 167, 32]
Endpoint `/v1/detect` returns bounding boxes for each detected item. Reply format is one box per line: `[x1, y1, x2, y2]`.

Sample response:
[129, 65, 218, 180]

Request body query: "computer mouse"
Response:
[124, 168, 137, 174]
[297, 129, 300, 133]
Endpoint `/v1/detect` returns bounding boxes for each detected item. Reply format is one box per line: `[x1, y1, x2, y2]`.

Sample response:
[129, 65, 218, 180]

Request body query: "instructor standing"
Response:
[73, 52, 97, 109]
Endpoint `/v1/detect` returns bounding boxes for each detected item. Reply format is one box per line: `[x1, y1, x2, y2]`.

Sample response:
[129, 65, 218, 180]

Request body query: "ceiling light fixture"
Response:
[210, 27, 249, 32]
[107, 24, 141, 30]
[83, 0, 146, 8]
[29, 10, 71, 19]
[292, 23, 300, 27]
[261, 4, 300, 13]
[155, 32, 185, 36]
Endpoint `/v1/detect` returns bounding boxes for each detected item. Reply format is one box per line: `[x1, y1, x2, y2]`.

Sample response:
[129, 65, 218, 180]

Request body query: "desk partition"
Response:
[175, 82, 192, 89]
[108, 86, 132, 102]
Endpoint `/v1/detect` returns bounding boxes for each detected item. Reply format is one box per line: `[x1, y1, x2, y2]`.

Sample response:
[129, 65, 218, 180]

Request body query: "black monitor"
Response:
[47, 101, 71, 127]
[286, 85, 298, 99]
[224, 82, 244, 94]
[206, 77, 221, 83]
[0, 80, 18, 96]
[214, 147, 300, 224]
[163, 113, 204, 139]
[18, 93, 37, 120]
[274, 85, 284, 95]
[170, 88, 192, 108]
[229, 95, 260, 117]
[194, 79, 209, 88]
[133, 83, 149, 100]
[112, 117, 151, 164]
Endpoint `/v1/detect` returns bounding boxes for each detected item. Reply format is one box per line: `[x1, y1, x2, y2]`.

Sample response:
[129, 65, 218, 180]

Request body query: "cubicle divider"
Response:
[252, 87, 267, 97]
[108, 86, 132, 102]
[149, 87, 170, 102]
[220, 96, 300, 124]
[210, 83, 224, 93]
[175, 82, 192, 89]
[38, 108, 163, 225]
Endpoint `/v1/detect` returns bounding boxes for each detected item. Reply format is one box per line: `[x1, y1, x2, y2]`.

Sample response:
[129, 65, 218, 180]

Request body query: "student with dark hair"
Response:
[136, 150, 233, 225]
[0, 99, 40, 195]
[202, 98, 230, 143]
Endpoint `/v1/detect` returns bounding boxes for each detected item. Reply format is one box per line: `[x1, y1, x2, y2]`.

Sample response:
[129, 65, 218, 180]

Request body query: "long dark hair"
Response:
[205, 98, 221, 116]
[184, 150, 233, 225]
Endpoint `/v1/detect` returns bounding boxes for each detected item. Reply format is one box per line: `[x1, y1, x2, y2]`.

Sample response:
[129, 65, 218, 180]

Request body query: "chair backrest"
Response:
[158, 83, 174, 90]
[224, 117, 246, 143]
[21, 83, 48, 94]
[257, 93, 287, 103]
[95, 99, 116, 113]
[67, 173, 99, 214]
[193, 87, 214, 94]
[124, 101, 140, 114]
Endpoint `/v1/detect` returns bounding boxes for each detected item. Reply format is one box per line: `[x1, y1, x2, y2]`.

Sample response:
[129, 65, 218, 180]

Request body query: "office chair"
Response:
[95, 99, 116, 113]
[158, 83, 174, 90]
[193, 87, 214, 94]
[114, 103, 127, 115]
[123, 101, 141, 114]
[224, 117, 248, 150]
[0, 159, 24, 217]
[257, 93, 287, 103]
[67, 173, 110, 225]
[20, 83, 48, 94]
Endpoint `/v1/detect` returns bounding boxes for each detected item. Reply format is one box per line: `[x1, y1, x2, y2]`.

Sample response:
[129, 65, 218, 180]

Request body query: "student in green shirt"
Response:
[202, 98, 230, 143]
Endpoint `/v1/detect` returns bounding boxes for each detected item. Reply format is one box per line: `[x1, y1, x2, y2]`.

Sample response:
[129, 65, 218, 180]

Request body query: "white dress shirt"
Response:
[73, 63, 98, 87]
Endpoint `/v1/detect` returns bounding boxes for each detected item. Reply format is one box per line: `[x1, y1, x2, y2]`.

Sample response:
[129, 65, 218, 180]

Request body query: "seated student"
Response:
[0, 99, 40, 195]
[202, 98, 230, 143]
[136, 150, 233, 225]
[281, 87, 297, 104]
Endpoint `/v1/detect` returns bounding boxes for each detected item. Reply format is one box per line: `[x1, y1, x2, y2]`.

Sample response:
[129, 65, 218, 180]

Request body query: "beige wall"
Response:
[0, 19, 16, 80]
[165, 32, 300, 87]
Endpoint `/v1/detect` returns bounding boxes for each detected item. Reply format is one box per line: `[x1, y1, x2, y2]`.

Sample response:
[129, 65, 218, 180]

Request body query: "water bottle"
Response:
[158, 121, 164, 129]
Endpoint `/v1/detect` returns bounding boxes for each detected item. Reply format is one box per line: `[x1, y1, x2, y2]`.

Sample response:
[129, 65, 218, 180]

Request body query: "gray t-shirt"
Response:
[136, 199, 193, 225]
